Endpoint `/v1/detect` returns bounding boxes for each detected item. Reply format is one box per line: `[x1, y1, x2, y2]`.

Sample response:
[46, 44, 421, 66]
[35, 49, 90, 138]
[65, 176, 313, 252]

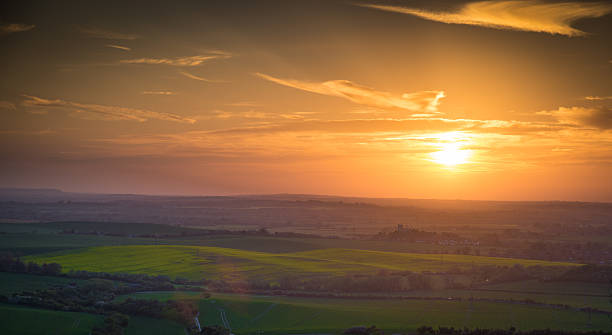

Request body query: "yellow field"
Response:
[26, 245, 579, 281]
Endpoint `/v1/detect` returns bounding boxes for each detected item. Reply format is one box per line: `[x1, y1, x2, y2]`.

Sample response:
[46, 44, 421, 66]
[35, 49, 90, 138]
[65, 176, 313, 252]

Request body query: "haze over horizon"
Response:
[1, 0, 612, 201]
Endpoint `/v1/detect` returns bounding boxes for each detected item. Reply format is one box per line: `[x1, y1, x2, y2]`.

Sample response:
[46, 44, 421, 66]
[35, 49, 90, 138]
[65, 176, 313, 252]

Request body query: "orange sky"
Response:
[1, 1, 612, 201]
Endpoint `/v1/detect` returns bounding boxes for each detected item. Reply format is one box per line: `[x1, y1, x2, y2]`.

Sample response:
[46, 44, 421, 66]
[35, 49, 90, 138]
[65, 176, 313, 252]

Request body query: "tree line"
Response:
[343, 326, 611, 335]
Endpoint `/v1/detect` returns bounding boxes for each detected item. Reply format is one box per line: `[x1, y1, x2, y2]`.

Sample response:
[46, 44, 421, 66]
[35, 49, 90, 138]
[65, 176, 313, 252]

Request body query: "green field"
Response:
[0, 222, 473, 256]
[0, 221, 555, 256]
[124, 316, 185, 335]
[2, 222, 608, 334]
[115, 292, 612, 334]
[0, 221, 204, 236]
[26, 245, 578, 281]
[0, 232, 155, 255]
[0, 303, 104, 335]
[0, 272, 88, 295]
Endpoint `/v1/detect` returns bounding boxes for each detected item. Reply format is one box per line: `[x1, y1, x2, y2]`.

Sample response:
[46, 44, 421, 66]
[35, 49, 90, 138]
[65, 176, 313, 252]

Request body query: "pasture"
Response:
[0, 232, 155, 255]
[115, 292, 612, 333]
[26, 245, 578, 281]
[0, 272, 87, 295]
[124, 316, 186, 335]
[0, 303, 104, 335]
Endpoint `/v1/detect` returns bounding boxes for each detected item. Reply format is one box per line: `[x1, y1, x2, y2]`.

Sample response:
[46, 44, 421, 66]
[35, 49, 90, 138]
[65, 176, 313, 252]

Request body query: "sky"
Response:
[1, 0, 611, 201]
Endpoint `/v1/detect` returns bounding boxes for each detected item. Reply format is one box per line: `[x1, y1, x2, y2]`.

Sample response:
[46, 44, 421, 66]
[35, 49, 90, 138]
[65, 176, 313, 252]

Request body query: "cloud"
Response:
[83, 108, 612, 171]
[121, 55, 223, 67]
[106, 44, 131, 51]
[585, 95, 612, 101]
[255, 73, 445, 113]
[195, 110, 312, 121]
[0, 23, 35, 34]
[0, 101, 16, 110]
[225, 101, 263, 107]
[142, 90, 175, 95]
[78, 26, 139, 40]
[22, 95, 195, 124]
[0, 129, 55, 136]
[358, 1, 612, 36]
[179, 71, 226, 83]
[539, 106, 612, 129]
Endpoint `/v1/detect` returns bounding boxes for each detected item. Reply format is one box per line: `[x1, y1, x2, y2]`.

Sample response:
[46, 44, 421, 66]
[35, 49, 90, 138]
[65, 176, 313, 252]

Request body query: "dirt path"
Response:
[218, 308, 231, 330]
[195, 312, 201, 332]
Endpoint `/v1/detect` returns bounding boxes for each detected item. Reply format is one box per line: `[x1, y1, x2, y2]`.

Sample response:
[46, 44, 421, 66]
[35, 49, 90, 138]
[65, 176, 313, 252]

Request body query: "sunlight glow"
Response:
[427, 131, 474, 167]
[430, 143, 472, 166]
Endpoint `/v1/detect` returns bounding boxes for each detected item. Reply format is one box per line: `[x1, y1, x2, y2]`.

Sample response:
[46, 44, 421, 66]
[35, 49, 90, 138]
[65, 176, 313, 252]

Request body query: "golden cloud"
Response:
[358, 1, 612, 36]
[0, 23, 35, 34]
[120, 55, 222, 67]
[539, 106, 612, 129]
[22, 95, 195, 124]
[106, 44, 131, 51]
[78, 26, 139, 40]
[255, 73, 445, 113]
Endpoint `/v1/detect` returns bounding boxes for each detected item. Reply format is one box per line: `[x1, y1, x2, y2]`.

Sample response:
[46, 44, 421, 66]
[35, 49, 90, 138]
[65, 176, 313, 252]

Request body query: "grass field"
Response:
[0, 221, 556, 256]
[26, 245, 578, 282]
[0, 303, 185, 335]
[0, 272, 88, 295]
[0, 222, 463, 255]
[125, 316, 185, 335]
[115, 292, 612, 333]
[0, 221, 205, 236]
[0, 232, 156, 255]
[0, 303, 104, 335]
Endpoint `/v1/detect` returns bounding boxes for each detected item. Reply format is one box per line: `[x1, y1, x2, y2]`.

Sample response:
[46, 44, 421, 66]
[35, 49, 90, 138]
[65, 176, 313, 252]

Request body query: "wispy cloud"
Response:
[195, 110, 312, 121]
[0, 101, 16, 110]
[0, 129, 55, 136]
[121, 55, 223, 67]
[585, 95, 612, 101]
[0, 23, 35, 34]
[538, 106, 612, 129]
[142, 90, 175, 96]
[358, 1, 612, 36]
[22, 95, 195, 124]
[179, 71, 226, 83]
[106, 44, 131, 51]
[85, 105, 612, 173]
[255, 73, 445, 113]
[78, 26, 139, 40]
[225, 101, 263, 107]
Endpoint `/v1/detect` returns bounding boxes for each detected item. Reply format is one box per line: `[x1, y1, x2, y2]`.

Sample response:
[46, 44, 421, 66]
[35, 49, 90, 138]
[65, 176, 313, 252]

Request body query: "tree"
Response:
[41, 262, 62, 275]
[26, 261, 41, 274]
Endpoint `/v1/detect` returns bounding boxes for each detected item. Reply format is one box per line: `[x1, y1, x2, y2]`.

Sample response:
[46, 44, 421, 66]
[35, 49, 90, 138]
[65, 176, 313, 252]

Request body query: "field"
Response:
[0, 272, 88, 295]
[0, 303, 185, 335]
[124, 316, 185, 335]
[0, 303, 104, 335]
[0, 217, 609, 334]
[25, 245, 578, 281]
[0, 232, 155, 255]
[116, 292, 612, 333]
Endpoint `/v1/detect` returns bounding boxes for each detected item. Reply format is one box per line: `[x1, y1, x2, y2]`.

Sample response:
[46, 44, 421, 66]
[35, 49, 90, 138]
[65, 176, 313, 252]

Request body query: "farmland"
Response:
[113, 292, 612, 333]
[25, 245, 578, 281]
[0, 303, 184, 335]
[1, 193, 611, 334]
[0, 272, 88, 295]
[0, 303, 104, 335]
[124, 316, 185, 335]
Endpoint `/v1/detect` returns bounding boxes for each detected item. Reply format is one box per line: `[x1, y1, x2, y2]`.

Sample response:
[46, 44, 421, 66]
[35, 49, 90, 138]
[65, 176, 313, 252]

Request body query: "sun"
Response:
[430, 143, 472, 166]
